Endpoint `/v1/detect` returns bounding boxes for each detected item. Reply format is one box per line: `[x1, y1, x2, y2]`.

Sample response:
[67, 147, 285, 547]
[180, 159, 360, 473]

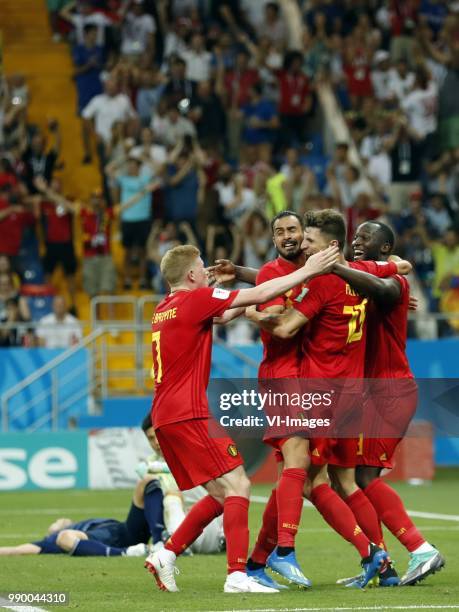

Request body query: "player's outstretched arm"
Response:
[230, 246, 339, 308]
[333, 263, 401, 306]
[388, 255, 412, 275]
[246, 305, 307, 338]
[0, 543, 41, 555]
[207, 259, 258, 285]
[213, 306, 246, 325]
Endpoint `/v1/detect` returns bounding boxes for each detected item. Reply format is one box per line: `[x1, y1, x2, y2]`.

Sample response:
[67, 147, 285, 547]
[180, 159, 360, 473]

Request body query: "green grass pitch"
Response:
[1, 470, 458, 611]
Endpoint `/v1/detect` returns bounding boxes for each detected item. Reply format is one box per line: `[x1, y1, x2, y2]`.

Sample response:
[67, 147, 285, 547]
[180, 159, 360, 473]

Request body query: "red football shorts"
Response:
[357, 436, 401, 469]
[309, 437, 358, 468]
[358, 384, 418, 469]
[264, 436, 298, 463]
[155, 418, 244, 491]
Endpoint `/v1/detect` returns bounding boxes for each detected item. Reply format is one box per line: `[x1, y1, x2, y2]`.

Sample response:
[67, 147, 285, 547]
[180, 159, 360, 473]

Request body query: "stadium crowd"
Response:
[1, 0, 459, 345]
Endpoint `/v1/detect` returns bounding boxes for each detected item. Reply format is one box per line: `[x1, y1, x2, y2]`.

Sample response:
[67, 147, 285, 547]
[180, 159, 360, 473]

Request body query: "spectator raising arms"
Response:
[72, 24, 105, 116]
[106, 154, 161, 289]
[81, 78, 137, 165]
[34, 176, 78, 313]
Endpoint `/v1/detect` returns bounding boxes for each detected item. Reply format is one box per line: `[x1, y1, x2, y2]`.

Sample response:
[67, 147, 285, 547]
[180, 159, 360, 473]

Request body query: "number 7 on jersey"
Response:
[343, 299, 368, 344]
[151, 331, 163, 384]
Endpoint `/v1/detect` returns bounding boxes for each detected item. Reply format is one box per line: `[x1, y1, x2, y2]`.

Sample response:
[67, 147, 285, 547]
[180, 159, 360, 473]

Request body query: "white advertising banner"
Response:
[88, 427, 151, 489]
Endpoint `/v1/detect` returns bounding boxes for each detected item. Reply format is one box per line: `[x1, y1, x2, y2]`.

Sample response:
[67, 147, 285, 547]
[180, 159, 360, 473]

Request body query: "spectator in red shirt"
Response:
[217, 47, 259, 161]
[0, 190, 36, 270]
[277, 51, 313, 148]
[80, 190, 117, 303]
[389, 0, 418, 64]
[34, 177, 78, 312]
[223, 48, 259, 108]
[343, 38, 374, 109]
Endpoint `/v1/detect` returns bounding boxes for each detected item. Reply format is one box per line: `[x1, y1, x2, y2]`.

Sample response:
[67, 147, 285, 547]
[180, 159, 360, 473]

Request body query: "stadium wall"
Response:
[0, 339, 458, 493]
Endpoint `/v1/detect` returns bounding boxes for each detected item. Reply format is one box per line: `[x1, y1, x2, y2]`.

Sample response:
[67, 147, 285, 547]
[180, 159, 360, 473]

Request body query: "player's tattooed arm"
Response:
[246, 306, 307, 338]
[333, 264, 401, 306]
[207, 259, 258, 285]
[213, 307, 246, 325]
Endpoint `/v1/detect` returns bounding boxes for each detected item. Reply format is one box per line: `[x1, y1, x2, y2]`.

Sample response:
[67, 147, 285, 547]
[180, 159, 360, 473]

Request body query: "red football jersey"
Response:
[80, 207, 114, 257]
[256, 257, 307, 378]
[41, 200, 73, 243]
[364, 274, 413, 379]
[0, 198, 35, 256]
[293, 260, 398, 378]
[151, 286, 239, 429]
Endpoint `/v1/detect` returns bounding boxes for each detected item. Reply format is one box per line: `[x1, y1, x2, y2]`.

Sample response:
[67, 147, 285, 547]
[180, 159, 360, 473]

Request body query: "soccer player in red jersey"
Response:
[332, 221, 445, 586]
[249, 210, 395, 587]
[144, 242, 339, 593]
[249, 211, 313, 589]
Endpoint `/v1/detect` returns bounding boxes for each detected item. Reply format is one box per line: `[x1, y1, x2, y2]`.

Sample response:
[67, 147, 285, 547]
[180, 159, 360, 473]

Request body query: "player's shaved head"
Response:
[304, 209, 346, 250]
[353, 221, 395, 261]
[160, 244, 201, 286]
[366, 221, 395, 250]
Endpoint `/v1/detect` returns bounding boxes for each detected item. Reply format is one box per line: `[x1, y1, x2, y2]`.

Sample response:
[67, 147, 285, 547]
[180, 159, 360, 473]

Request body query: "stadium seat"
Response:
[21, 259, 45, 285]
[300, 153, 330, 191]
[21, 284, 55, 321]
[305, 132, 324, 155]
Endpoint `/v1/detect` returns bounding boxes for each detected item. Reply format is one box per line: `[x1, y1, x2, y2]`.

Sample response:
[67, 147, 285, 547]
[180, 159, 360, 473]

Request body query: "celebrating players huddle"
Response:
[146, 208, 445, 594]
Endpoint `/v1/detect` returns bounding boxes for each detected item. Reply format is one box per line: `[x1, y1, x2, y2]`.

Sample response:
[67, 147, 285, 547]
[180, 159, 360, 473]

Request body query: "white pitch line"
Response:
[0, 507, 127, 515]
[206, 606, 459, 612]
[0, 599, 47, 612]
[1, 498, 458, 523]
[407, 510, 459, 522]
[1, 607, 47, 612]
[3, 524, 459, 542]
[251, 495, 459, 522]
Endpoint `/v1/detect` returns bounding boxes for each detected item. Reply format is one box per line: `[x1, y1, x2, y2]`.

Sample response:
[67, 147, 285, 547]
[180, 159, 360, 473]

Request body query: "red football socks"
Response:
[365, 478, 425, 552]
[224, 496, 250, 574]
[346, 488, 386, 549]
[250, 488, 278, 565]
[311, 483, 370, 558]
[277, 468, 307, 548]
[165, 495, 223, 555]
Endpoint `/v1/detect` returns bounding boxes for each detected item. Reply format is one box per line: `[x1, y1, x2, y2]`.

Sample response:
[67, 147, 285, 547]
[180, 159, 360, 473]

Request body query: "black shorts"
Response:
[43, 242, 77, 275]
[121, 220, 151, 248]
[121, 502, 151, 546]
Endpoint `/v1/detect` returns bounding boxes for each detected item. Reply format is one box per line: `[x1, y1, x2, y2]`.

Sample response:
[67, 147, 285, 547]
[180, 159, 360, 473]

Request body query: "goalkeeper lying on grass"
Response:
[0, 414, 224, 557]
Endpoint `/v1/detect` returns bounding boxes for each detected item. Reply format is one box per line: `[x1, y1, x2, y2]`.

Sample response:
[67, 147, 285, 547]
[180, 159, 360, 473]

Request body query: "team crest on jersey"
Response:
[227, 444, 238, 457]
[312, 448, 320, 457]
[294, 287, 309, 302]
[380, 452, 387, 462]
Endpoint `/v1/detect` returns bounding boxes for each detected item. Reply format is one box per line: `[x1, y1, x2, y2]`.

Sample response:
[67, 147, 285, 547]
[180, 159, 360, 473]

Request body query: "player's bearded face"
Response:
[272, 217, 303, 260]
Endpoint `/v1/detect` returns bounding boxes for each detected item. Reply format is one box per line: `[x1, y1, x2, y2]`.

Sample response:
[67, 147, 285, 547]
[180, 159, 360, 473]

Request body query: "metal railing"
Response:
[0, 295, 261, 430]
[1, 328, 105, 432]
[2, 290, 459, 432]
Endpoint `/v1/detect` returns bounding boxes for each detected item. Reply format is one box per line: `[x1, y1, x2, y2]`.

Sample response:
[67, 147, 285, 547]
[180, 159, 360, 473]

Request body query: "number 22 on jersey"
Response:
[343, 298, 368, 344]
[151, 331, 163, 384]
